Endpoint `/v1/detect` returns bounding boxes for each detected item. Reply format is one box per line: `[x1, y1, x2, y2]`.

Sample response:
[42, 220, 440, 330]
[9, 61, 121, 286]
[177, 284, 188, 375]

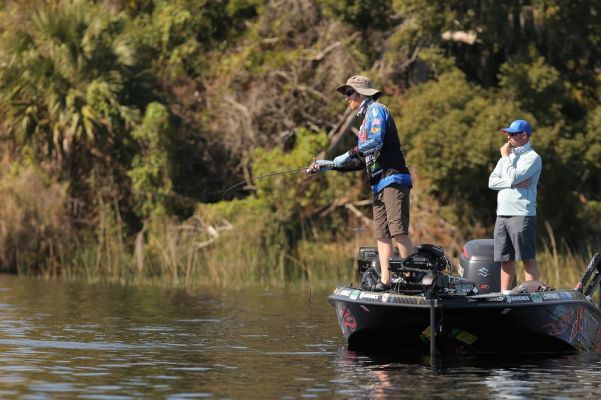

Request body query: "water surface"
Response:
[1, 275, 601, 399]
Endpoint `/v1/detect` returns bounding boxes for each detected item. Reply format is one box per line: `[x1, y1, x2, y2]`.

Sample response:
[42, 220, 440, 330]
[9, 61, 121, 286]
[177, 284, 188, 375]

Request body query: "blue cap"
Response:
[501, 119, 532, 135]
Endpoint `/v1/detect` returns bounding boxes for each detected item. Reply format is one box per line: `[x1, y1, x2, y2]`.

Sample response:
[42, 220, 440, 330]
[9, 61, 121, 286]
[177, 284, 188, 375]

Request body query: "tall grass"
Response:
[1, 164, 599, 292]
[58, 208, 600, 292]
[535, 222, 598, 304]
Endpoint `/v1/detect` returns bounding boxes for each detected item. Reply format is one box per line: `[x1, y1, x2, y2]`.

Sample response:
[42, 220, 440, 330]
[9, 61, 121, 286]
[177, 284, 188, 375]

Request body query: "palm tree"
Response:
[0, 0, 149, 165]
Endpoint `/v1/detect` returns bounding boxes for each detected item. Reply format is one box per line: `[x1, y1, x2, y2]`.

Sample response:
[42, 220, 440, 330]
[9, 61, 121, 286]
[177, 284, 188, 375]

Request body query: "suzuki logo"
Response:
[478, 267, 489, 278]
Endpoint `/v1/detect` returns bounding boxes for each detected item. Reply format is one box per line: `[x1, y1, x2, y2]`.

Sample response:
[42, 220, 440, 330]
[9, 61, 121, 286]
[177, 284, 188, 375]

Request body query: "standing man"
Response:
[488, 119, 542, 291]
[307, 75, 413, 292]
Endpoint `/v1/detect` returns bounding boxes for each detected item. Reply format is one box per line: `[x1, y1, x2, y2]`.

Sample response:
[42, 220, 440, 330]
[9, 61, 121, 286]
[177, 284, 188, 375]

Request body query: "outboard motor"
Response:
[459, 239, 500, 294]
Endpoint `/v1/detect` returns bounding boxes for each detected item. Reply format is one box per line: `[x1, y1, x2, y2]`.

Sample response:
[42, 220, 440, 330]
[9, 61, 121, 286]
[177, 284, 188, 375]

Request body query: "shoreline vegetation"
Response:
[0, 161, 595, 291]
[1, 1, 600, 289]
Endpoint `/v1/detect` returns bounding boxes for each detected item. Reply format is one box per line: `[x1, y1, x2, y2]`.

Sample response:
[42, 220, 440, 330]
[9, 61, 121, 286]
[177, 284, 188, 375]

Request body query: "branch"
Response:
[344, 203, 372, 229]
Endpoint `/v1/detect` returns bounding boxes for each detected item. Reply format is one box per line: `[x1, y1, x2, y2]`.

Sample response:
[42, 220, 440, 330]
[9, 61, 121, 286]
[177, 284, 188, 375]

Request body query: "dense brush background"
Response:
[0, 0, 599, 287]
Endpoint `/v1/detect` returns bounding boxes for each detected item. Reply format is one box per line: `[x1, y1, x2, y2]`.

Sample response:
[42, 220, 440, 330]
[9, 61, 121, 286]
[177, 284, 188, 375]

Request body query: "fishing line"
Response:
[222, 166, 309, 198]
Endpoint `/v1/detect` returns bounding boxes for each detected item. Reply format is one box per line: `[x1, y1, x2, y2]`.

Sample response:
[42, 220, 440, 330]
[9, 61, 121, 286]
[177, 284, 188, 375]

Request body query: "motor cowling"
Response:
[459, 239, 500, 294]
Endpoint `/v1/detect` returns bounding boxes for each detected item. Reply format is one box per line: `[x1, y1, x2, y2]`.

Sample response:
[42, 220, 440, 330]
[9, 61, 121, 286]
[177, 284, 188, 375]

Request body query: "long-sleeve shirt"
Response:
[488, 142, 542, 216]
[347, 99, 412, 194]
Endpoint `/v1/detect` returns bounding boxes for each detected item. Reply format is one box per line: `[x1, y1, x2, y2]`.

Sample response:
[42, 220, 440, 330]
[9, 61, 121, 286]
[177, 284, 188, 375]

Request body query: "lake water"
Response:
[1, 274, 601, 399]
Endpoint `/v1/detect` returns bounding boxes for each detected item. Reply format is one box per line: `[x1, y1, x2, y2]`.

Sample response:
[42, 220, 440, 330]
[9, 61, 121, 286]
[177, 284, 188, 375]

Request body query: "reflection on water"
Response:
[1, 274, 601, 399]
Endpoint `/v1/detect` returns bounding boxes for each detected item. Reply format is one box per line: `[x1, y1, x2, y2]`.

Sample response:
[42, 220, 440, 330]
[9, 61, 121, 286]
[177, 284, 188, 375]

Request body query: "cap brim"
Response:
[336, 84, 382, 97]
[335, 84, 352, 95]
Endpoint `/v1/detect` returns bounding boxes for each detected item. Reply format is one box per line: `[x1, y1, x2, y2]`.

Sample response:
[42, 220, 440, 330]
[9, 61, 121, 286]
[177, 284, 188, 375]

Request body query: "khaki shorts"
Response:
[373, 184, 410, 239]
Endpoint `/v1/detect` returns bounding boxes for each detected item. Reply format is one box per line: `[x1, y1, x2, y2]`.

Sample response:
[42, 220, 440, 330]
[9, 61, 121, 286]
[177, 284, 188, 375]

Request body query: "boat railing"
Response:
[575, 253, 601, 307]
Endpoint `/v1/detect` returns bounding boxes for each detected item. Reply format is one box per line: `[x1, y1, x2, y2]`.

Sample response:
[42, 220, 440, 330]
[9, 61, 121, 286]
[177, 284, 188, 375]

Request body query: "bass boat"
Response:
[329, 240, 601, 355]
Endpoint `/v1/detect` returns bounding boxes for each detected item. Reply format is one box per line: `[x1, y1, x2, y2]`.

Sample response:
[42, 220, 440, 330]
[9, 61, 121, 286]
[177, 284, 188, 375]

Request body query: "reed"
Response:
[535, 222, 597, 291]
[2, 172, 599, 292]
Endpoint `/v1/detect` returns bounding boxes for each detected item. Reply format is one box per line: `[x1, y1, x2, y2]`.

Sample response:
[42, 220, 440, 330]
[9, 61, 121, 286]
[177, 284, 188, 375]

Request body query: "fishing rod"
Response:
[222, 166, 309, 198]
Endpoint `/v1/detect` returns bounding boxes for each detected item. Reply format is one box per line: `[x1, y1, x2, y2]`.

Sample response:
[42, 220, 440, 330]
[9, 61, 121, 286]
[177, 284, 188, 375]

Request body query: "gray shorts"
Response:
[373, 184, 410, 239]
[494, 216, 537, 261]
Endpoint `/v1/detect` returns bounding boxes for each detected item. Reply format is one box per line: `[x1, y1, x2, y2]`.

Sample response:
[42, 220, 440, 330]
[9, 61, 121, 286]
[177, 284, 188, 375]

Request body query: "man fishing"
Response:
[307, 75, 413, 291]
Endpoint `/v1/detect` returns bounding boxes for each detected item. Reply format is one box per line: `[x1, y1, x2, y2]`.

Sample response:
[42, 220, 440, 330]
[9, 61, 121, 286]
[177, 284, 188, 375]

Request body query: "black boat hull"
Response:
[329, 287, 601, 354]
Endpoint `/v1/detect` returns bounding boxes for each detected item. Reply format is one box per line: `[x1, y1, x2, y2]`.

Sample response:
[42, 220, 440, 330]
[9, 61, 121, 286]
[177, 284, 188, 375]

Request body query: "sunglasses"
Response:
[507, 131, 525, 136]
[345, 89, 356, 97]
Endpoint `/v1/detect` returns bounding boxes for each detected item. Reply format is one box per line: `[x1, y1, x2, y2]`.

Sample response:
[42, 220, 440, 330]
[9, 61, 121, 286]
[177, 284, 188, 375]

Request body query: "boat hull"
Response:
[329, 287, 601, 354]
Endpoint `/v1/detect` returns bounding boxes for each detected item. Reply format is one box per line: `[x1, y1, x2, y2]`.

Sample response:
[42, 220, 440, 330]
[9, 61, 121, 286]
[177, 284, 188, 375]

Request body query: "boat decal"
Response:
[338, 289, 353, 297]
[359, 292, 380, 301]
[506, 295, 531, 303]
[485, 296, 505, 302]
[381, 293, 390, 303]
[531, 293, 543, 303]
[581, 308, 601, 350]
[335, 302, 357, 336]
[349, 290, 361, 300]
[390, 296, 428, 305]
[593, 324, 601, 351]
[420, 326, 431, 340]
[543, 305, 574, 336]
[541, 292, 561, 300]
[557, 291, 578, 299]
[477, 267, 490, 278]
[454, 329, 478, 345]
[570, 305, 585, 343]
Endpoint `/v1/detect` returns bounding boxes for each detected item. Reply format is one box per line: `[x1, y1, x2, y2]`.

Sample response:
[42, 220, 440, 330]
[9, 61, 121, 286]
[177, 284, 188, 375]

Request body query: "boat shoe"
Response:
[373, 281, 391, 292]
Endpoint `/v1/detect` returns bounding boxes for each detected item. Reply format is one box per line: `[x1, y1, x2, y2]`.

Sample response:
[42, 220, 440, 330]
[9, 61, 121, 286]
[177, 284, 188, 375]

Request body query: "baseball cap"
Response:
[501, 119, 532, 135]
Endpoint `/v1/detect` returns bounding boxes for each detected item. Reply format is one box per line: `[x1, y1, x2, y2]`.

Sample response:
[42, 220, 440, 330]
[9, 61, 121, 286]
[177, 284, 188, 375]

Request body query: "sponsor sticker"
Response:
[455, 330, 478, 345]
[338, 289, 352, 297]
[542, 292, 561, 300]
[531, 293, 543, 303]
[507, 295, 531, 303]
[359, 292, 380, 301]
[349, 290, 361, 300]
[381, 293, 390, 303]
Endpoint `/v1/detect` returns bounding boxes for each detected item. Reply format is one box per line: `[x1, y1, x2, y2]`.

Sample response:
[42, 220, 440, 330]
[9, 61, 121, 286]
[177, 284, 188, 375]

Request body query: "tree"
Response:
[0, 0, 157, 227]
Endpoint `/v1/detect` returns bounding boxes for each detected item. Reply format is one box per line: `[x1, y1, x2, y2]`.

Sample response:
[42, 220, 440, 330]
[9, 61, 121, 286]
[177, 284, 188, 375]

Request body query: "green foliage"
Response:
[397, 69, 522, 226]
[128, 102, 174, 220]
[0, 0, 145, 155]
[583, 106, 601, 175]
[126, 0, 259, 79]
[196, 128, 358, 282]
[318, 0, 395, 30]
[499, 56, 567, 125]
[1, 0, 600, 282]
